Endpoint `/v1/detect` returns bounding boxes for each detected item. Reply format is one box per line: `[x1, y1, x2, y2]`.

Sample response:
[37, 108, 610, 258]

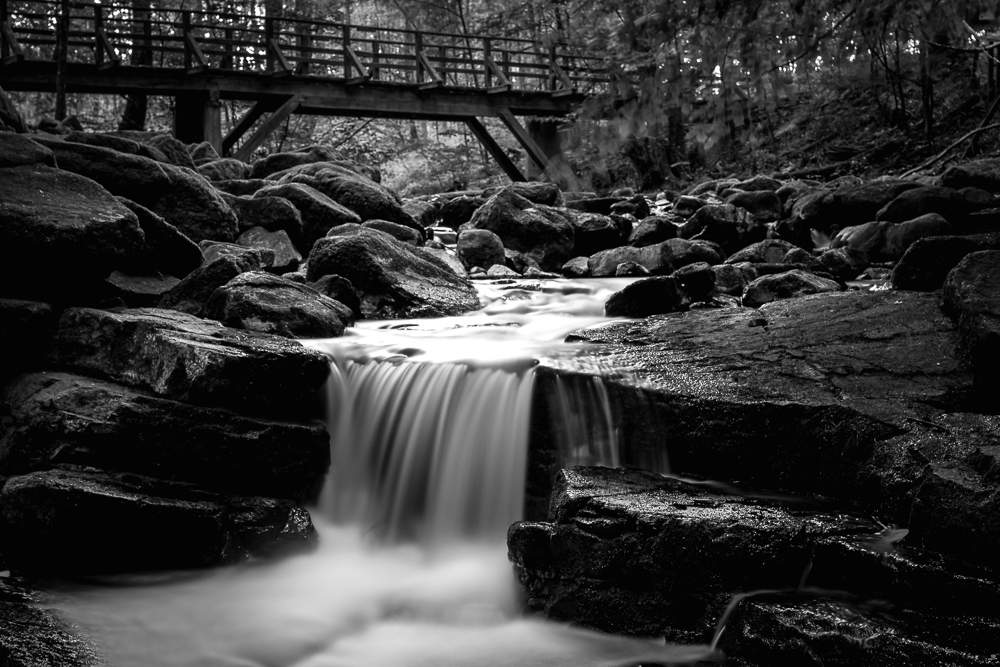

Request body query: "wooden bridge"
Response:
[0, 0, 610, 180]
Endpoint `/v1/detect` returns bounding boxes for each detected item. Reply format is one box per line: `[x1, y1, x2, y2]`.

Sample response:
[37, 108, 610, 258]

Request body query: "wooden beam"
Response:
[204, 87, 222, 154]
[465, 117, 525, 182]
[233, 94, 301, 162]
[342, 25, 370, 85]
[268, 38, 292, 76]
[496, 107, 550, 172]
[1, 19, 23, 63]
[223, 99, 271, 155]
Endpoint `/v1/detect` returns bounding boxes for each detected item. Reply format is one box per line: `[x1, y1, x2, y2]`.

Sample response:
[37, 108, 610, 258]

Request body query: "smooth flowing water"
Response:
[48, 278, 713, 666]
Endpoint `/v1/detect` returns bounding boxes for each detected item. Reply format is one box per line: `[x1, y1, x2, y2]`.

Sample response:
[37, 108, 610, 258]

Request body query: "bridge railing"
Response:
[0, 0, 610, 94]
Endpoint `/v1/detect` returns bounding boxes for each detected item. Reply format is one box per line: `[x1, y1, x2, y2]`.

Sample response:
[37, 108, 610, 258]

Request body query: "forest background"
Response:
[10, 0, 1000, 195]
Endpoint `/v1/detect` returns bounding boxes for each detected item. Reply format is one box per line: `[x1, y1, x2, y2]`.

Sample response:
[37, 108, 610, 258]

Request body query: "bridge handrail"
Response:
[0, 0, 610, 94]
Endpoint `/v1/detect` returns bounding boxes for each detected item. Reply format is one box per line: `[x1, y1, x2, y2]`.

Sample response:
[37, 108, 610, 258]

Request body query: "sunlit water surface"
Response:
[48, 278, 716, 666]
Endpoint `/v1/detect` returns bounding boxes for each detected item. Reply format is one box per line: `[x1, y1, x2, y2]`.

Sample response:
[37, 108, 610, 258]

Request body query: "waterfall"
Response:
[316, 355, 535, 544]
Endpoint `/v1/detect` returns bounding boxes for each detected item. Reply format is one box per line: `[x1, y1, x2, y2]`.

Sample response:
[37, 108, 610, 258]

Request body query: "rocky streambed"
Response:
[2, 103, 1000, 665]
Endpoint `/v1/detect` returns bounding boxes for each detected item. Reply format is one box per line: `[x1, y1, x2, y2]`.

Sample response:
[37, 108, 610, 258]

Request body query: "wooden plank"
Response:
[496, 107, 549, 172]
[222, 99, 270, 155]
[465, 117, 525, 182]
[233, 94, 301, 162]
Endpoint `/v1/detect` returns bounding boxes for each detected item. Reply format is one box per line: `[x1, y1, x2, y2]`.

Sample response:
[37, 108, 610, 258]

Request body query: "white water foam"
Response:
[48, 278, 712, 666]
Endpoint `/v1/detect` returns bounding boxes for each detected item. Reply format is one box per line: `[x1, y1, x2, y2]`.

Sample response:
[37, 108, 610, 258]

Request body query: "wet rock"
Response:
[561, 256, 591, 278]
[190, 140, 220, 164]
[0, 164, 145, 300]
[665, 237, 726, 268]
[116, 132, 198, 170]
[629, 216, 678, 247]
[817, 246, 869, 281]
[0, 132, 55, 168]
[567, 211, 625, 257]
[0, 466, 317, 575]
[158, 243, 273, 316]
[254, 182, 361, 251]
[672, 195, 708, 217]
[881, 212, 953, 258]
[942, 250, 1000, 394]
[0, 299, 55, 384]
[742, 269, 842, 308]
[487, 264, 520, 278]
[462, 187, 576, 271]
[672, 262, 716, 303]
[52, 306, 330, 416]
[736, 175, 782, 191]
[588, 243, 674, 277]
[236, 226, 302, 274]
[565, 196, 621, 215]
[939, 157, 1000, 193]
[204, 271, 353, 338]
[249, 145, 376, 181]
[34, 136, 238, 243]
[830, 220, 887, 257]
[610, 194, 650, 219]
[0, 576, 100, 667]
[504, 248, 542, 275]
[505, 181, 563, 207]
[215, 179, 270, 196]
[307, 228, 481, 319]
[279, 169, 419, 232]
[877, 186, 969, 226]
[612, 262, 647, 277]
[712, 263, 753, 296]
[439, 195, 487, 229]
[308, 274, 362, 321]
[605, 277, 684, 317]
[892, 232, 1000, 291]
[719, 596, 1000, 667]
[116, 197, 203, 278]
[363, 219, 423, 246]
[725, 239, 799, 265]
[0, 371, 329, 500]
[197, 158, 249, 182]
[832, 179, 922, 226]
[63, 131, 170, 163]
[457, 229, 505, 272]
[103, 271, 180, 307]
[402, 197, 439, 226]
[725, 190, 782, 223]
[678, 204, 764, 254]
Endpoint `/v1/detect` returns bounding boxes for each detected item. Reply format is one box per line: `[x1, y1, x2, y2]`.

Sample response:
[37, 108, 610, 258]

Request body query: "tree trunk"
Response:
[920, 38, 934, 140]
[119, 0, 153, 130]
[54, 0, 69, 120]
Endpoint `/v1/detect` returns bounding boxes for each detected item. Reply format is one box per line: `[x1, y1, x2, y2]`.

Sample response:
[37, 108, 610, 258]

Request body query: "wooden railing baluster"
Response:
[371, 37, 380, 80]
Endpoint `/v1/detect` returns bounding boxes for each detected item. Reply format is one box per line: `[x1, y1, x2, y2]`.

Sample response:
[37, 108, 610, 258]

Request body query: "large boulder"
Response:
[725, 190, 782, 222]
[250, 145, 377, 182]
[254, 182, 361, 252]
[198, 158, 249, 182]
[307, 228, 481, 319]
[942, 250, 1000, 394]
[566, 211, 626, 257]
[677, 203, 764, 254]
[939, 158, 1000, 193]
[461, 188, 576, 271]
[0, 466, 316, 574]
[892, 232, 1000, 291]
[203, 271, 353, 338]
[725, 239, 799, 264]
[604, 277, 684, 317]
[439, 194, 487, 230]
[588, 243, 675, 277]
[158, 243, 273, 316]
[876, 186, 969, 226]
[628, 216, 678, 247]
[278, 169, 419, 232]
[112, 131, 197, 170]
[236, 226, 302, 273]
[457, 229, 505, 271]
[224, 192, 304, 237]
[742, 269, 842, 308]
[0, 371, 329, 500]
[0, 299, 55, 384]
[63, 131, 170, 164]
[880, 212, 953, 258]
[362, 219, 423, 246]
[0, 164, 145, 299]
[0, 132, 55, 168]
[52, 307, 330, 416]
[33, 136, 238, 243]
[116, 197, 203, 278]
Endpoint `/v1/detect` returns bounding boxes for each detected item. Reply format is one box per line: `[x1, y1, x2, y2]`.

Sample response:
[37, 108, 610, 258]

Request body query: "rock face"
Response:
[116, 197, 204, 278]
[462, 188, 576, 271]
[892, 232, 1000, 290]
[678, 203, 763, 254]
[34, 136, 238, 243]
[457, 229, 506, 271]
[0, 576, 100, 667]
[279, 169, 419, 231]
[0, 466, 316, 574]
[605, 277, 684, 317]
[52, 307, 330, 416]
[742, 269, 842, 307]
[203, 271, 353, 338]
[0, 371, 329, 500]
[254, 182, 361, 251]
[509, 466, 1000, 659]
[307, 228, 481, 318]
[0, 133, 55, 168]
[0, 164, 145, 299]
[942, 250, 1000, 394]
[158, 243, 273, 316]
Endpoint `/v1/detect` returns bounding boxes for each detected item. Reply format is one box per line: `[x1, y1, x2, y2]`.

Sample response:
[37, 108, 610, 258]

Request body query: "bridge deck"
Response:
[0, 0, 608, 176]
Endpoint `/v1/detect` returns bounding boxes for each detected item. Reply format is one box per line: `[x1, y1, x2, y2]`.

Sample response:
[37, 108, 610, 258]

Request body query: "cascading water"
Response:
[46, 278, 713, 667]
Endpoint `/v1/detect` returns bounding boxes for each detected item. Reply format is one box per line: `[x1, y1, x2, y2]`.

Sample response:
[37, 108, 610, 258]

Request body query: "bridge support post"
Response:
[174, 89, 222, 153]
[465, 117, 525, 182]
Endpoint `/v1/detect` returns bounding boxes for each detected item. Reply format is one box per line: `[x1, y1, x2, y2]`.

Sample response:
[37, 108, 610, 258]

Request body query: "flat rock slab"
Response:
[53, 307, 330, 417]
[509, 466, 1000, 657]
[0, 466, 316, 575]
[0, 577, 100, 667]
[1, 372, 329, 501]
